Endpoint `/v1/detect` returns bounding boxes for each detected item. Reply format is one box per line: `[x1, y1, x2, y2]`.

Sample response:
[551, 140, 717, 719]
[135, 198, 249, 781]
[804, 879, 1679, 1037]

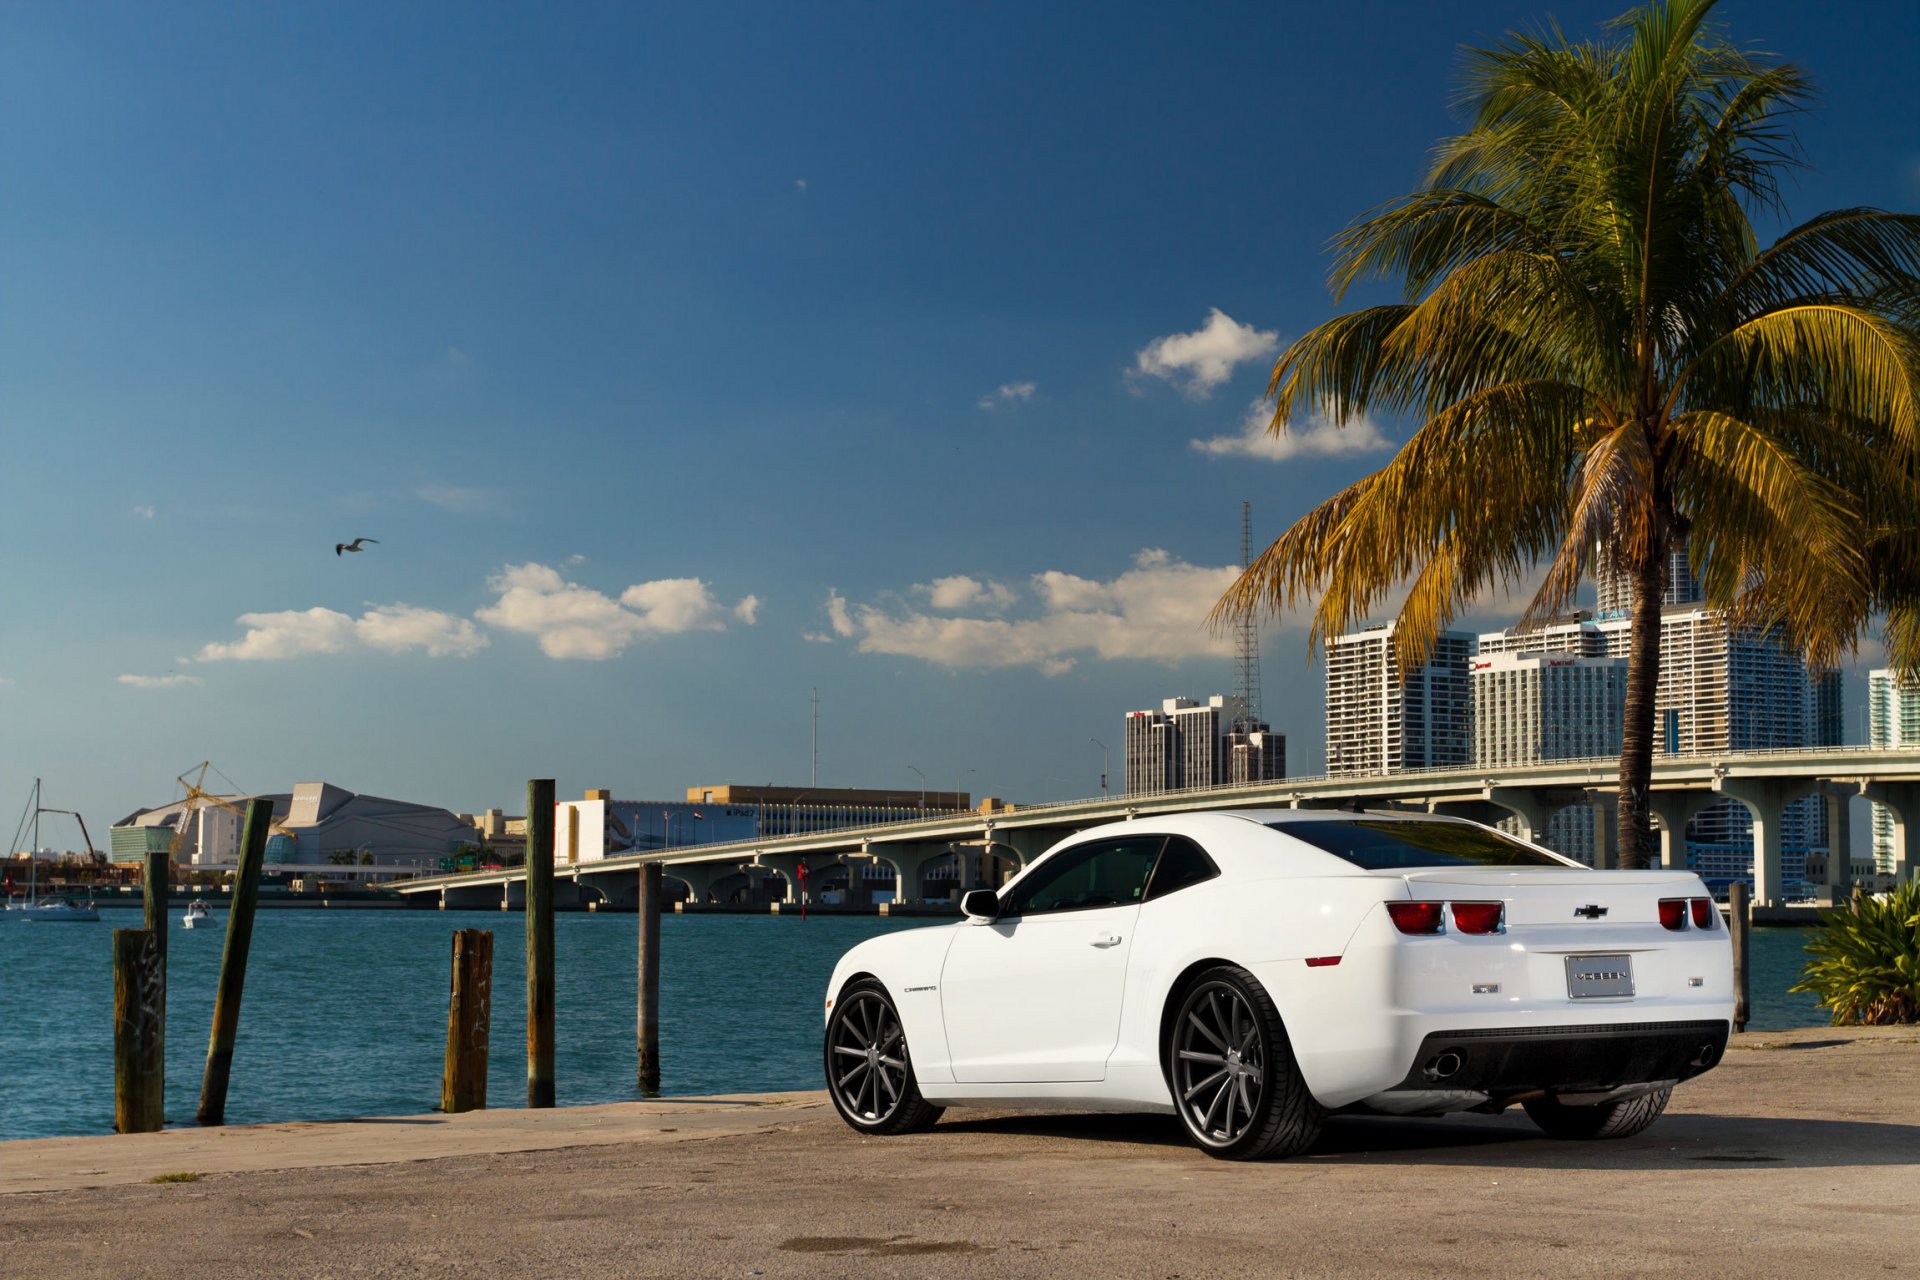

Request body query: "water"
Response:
[0, 912, 1830, 1142]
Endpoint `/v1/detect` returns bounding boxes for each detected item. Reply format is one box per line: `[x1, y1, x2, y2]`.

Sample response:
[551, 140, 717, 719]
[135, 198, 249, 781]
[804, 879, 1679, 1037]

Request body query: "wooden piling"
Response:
[196, 798, 271, 1126]
[441, 929, 494, 1114]
[637, 862, 662, 1094]
[526, 779, 556, 1109]
[142, 844, 170, 1055]
[113, 928, 165, 1133]
[1729, 880, 1751, 1033]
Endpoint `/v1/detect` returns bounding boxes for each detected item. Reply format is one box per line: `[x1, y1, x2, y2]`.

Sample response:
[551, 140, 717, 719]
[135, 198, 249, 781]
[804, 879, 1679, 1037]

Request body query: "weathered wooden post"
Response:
[197, 798, 271, 1126]
[1729, 880, 1751, 1033]
[141, 841, 170, 1073]
[113, 928, 165, 1133]
[526, 779, 556, 1108]
[441, 929, 494, 1113]
[637, 862, 662, 1094]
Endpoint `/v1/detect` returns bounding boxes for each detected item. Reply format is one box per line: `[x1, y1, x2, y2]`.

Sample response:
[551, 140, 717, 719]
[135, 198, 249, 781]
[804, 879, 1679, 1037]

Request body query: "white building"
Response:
[1468, 652, 1626, 865]
[1869, 670, 1920, 875]
[1325, 625, 1472, 777]
[1475, 567, 1841, 879]
[1125, 695, 1283, 795]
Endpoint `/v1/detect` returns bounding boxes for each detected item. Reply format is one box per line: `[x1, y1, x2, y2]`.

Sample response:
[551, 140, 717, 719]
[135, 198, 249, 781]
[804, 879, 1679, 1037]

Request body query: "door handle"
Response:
[1090, 933, 1123, 948]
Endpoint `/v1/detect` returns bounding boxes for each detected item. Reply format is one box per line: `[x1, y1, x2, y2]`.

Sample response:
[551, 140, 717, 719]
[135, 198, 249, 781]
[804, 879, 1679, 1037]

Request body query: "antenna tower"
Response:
[1233, 500, 1262, 731]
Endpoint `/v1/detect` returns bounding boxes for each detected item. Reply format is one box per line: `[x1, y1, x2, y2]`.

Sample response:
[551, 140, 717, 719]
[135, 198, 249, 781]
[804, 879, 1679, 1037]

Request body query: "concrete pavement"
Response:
[2, 1025, 1915, 1278]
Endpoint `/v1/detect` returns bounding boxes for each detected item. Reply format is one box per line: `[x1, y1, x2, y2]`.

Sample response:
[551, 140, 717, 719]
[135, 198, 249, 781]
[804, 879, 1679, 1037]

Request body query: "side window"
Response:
[1143, 835, 1219, 902]
[1005, 837, 1165, 916]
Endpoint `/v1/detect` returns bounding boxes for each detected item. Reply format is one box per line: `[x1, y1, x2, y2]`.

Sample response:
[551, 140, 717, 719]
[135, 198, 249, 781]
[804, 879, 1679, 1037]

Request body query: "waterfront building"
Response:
[1124, 695, 1284, 795]
[1468, 652, 1626, 866]
[1325, 625, 1472, 777]
[684, 784, 972, 837]
[1472, 551, 1841, 879]
[1869, 670, 1920, 875]
[110, 781, 477, 876]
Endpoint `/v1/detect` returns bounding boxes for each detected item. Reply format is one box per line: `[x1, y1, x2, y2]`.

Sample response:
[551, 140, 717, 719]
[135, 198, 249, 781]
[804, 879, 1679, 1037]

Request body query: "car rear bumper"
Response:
[1387, 1018, 1730, 1094]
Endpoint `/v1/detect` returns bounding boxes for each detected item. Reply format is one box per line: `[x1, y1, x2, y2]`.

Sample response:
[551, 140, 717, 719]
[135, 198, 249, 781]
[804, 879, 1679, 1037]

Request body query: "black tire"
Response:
[1166, 966, 1323, 1160]
[824, 979, 943, 1135]
[1523, 1086, 1671, 1140]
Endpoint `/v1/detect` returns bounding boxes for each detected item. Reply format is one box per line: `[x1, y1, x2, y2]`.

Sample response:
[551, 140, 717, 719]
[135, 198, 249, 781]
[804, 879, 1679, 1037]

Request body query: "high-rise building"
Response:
[1470, 653, 1628, 768]
[1593, 545, 1704, 616]
[1468, 652, 1626, 865]
[1125, 695, 1284, 795]
[1476, 550, 1838, 879]
[1869, 670, 1920, 875]
[1325, 624, 1473, 776]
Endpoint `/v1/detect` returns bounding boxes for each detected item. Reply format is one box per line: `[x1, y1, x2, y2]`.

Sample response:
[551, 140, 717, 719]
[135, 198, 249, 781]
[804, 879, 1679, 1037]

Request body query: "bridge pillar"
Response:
[1583, 791, 1619, 870]
[1817, 785, 1854, 902]
[662, 861, 739, 904]
[871, 841, 957, 905]
[1647, 791, 1715, 872]
[577, 871, 639, 911]
[1859, 780, 1920, 885]
[441, 883, 497, 911]
[1480, 787, 1585, 845]
[1716, 777, 1815, 908]
[756, 853, 846, 904]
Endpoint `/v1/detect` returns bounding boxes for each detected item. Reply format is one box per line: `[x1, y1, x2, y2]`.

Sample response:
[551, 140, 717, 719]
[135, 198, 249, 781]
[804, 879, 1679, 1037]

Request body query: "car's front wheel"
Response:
[1523, 1086, 1671, 1140]
[1167, 966, 1323, 1160]
[824, 979, 943, 1135]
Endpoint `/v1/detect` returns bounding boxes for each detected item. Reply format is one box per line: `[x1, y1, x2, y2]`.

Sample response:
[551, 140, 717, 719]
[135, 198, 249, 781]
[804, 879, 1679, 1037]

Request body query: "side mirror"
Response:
[960, 889, 1000, 922]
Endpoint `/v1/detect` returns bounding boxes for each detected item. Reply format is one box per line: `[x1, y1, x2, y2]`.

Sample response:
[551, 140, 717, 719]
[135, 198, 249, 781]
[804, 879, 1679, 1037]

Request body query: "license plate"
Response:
[1566, 954, 1633, 998]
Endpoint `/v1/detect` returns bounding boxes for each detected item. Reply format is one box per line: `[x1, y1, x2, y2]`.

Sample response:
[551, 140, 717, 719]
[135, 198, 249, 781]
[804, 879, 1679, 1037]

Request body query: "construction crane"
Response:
[168, 762, 284, 866]
[36, 806, 101, 863]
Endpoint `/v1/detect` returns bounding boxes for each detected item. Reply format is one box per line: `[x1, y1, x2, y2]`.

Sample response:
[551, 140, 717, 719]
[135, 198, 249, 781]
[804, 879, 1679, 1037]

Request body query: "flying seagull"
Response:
[335, 537, 379, 556]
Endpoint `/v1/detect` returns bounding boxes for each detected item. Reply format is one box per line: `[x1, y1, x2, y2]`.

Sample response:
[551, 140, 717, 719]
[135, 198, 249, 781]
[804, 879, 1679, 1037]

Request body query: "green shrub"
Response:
[1790, 881, 1920, 1025]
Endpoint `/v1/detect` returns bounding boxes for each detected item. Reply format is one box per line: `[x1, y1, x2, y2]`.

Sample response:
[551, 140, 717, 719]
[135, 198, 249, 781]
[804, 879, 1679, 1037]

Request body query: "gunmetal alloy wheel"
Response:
[1168, 967, 1323, 1160]
[824, 980, 942, 1135]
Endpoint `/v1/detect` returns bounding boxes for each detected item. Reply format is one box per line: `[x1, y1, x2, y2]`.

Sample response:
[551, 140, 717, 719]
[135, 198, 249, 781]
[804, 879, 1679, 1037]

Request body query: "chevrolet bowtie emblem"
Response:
[1574, 904, 1609, 919]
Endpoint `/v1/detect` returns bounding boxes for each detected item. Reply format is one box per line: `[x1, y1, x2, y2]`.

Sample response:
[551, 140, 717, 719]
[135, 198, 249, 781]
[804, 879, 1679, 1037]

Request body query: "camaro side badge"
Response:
[1574, 904, 1609, 919]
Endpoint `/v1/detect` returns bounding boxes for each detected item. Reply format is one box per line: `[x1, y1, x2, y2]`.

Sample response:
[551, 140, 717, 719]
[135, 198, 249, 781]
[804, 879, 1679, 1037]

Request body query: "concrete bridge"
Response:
[392, 747, 1920, 913]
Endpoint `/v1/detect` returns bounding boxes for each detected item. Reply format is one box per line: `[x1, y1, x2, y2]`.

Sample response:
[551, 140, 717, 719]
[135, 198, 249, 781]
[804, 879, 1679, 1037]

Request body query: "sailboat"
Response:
[5, 779, 101, 922]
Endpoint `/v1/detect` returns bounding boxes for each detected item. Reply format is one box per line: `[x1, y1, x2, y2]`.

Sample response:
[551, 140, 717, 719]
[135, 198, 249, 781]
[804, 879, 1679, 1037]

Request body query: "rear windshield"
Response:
[1270, 819, 1570, 870]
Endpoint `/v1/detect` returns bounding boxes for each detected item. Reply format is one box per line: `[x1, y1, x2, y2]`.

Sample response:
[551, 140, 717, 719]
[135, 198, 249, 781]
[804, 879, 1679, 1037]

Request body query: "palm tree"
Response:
[1216, 0, 1920, 868]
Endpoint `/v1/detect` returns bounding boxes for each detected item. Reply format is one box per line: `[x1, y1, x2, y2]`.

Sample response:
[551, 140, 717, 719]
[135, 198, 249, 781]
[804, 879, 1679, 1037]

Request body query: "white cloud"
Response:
[566, 553, 587, 566]
[116, 673, 204, 689]
[820, 549, 1271, 676]
[977, 381, 1037, 411]
[1191, 401, 1394, 462]
[416, 483, 502, 513]
[827, 590, 856, 638]
[796, 178, 808, 194]
[923, 575, 1017, 611]
[132, 504, 155, 520]
[194, 604, 486, 662]
[477, 563, 756, 660]
[1132, 309, 1278, 399]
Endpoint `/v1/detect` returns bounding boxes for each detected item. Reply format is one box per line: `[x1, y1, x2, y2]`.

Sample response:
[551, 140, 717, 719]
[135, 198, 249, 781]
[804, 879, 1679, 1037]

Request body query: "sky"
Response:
[4, 1, 1917, 839]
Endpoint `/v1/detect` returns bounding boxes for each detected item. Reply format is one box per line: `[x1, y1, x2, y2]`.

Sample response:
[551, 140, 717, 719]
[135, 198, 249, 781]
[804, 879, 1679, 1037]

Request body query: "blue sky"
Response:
[4, 1, 1916, 835]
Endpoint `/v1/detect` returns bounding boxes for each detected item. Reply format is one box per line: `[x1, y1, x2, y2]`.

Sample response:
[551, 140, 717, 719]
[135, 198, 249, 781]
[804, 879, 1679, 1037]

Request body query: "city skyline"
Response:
[4, 2, 1915, 833]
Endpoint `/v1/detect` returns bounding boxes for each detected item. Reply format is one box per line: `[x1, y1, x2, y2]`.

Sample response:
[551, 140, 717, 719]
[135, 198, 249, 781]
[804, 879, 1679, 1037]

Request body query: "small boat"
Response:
[182, 900, 214, 929]
[24, 897, 100, 923]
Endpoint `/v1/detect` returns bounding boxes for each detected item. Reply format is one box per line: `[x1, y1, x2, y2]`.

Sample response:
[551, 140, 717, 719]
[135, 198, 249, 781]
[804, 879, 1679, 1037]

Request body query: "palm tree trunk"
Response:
[1616, 548, 1668, 869]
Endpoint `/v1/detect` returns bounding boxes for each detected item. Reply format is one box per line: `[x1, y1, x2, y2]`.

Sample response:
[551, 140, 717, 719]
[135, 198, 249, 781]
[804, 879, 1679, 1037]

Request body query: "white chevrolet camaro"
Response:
[823, 809, 1734, 1160]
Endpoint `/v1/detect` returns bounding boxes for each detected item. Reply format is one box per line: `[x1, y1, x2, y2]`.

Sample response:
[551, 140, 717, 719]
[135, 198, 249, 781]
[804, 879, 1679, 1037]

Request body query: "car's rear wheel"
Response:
[1167, 966, 1322, 1160]
[1523, 1086, 1671, 1140]
[824, 979, 943, 1135]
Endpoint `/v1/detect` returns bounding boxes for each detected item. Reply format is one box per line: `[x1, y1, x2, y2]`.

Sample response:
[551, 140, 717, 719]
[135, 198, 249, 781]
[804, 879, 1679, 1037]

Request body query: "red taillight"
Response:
[1304, 955, 1342, 968]
[1387, 901, 1445, 934]
[1450, 901, 1504, 934]
[1690, 897, 1715, 929]
[1658, 898, 1688, 931]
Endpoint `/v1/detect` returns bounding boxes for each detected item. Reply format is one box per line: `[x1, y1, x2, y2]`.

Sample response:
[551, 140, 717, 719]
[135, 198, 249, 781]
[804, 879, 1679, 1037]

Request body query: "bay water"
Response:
[0, 910, 1829, 1142]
